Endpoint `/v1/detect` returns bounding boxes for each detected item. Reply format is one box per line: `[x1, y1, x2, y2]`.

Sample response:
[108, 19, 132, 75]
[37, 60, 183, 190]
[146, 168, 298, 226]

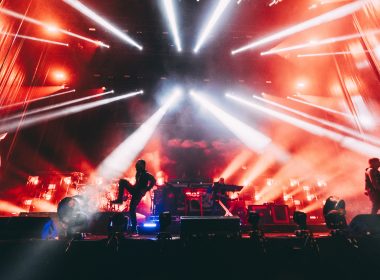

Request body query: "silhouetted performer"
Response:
[209, 177, 229, 215]
[365, 158, 380, 214]
[112, 159, 156, 234]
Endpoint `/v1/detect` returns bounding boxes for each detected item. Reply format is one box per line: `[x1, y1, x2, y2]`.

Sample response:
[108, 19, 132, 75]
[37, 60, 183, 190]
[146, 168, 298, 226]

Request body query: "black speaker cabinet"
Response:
[0, 217, 57, 239]
[87, 212, 129, 235]
[180, 216, 241, 239]
[349, 214, 380, 236]
[247, 204, 290, 224]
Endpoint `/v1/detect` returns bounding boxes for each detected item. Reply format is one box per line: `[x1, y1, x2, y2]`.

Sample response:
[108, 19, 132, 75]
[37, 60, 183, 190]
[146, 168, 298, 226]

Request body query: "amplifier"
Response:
[247, 204, 289, 224]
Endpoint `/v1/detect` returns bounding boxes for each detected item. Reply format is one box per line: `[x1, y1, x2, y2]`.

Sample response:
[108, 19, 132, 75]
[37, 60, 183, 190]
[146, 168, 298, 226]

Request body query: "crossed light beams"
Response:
[260, 29, 380, 56]
[0, 31, 69, 46]
[0, 89, 76, 110]
[190, 91, 290, 163]
[2, 90, 113, 123]
[194, 0, 232, 53]
[0, 90, 143, 134]
[231, 1, 368, 55]
[63, 0, 142, 50]
[297, 50, 370, 57]
[254, 95, 380, 146]
[95, 89, 181, 181]
[226, 94, 380, 157]
[0, 7, 109, 48]
[287, 96, 352, 119]
[162, 0, 182, 52]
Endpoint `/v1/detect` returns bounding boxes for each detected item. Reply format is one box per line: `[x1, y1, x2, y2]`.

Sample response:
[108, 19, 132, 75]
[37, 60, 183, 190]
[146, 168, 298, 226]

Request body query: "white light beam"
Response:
[2, 90, 114, 123]
[96, 90, 181, 180]
[194, 0, 232, 53]
[0, 90, 143, 134]
[163, 0, 182, 52]
[231, 1, 367, 55]
[63, 0, 142, 50]
[0, 89, 75, 110]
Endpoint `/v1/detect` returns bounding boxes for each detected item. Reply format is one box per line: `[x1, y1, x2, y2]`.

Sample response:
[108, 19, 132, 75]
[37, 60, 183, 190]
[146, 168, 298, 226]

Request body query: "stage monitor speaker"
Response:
[270, 204, 290, 224]
[180, 216, 241, 239]
[87, 212, 129, 235]
[247, 205, 273, 224]
[349, 214, 380, 236]
[0, 217, 58, 239]
[247, 204, 290, 224]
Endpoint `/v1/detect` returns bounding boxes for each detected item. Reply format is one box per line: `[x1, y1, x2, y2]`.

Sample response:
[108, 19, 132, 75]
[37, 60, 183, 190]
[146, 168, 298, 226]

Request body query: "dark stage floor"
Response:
[0, 230, 379, 280]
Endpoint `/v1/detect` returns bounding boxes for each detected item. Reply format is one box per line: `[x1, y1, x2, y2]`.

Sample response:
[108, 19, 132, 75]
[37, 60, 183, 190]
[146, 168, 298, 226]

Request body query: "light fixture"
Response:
[323, 196, 347, 234]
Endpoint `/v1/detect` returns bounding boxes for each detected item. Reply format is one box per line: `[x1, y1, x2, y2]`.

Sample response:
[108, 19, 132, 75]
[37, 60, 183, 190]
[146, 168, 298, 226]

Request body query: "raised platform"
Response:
[0, 234, 379, 280]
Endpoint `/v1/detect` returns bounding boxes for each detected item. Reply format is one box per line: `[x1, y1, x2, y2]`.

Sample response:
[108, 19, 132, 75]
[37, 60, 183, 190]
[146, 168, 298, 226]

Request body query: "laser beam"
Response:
[194, 0, 232, 53]
[63, 0, 142, 50]
[231, 1, 367, 55]
[162, 0, 182, 52]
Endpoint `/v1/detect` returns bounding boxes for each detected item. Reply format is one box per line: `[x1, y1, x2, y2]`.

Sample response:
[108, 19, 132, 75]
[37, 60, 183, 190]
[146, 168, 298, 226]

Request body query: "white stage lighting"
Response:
[191, 91, 271, 152]
[231, 1, 367, 55]
[0, 89, 75, 110]
[63, 0, 142, 50]
[227, 94, 380, 157]
[287, 96, 351, 118]
[162, 0, 182, 52]
[0, 7, 109, 48]
[0, 32, 69, 46]
[261, 29, 380, 56]
[297, 50, 369, 57]
[96, 89, 181, 180]
[254, 95, 380, 146]
[0, 90, 142, 134]
[2, 91, 114, 123]
[194, 0, 232, 53]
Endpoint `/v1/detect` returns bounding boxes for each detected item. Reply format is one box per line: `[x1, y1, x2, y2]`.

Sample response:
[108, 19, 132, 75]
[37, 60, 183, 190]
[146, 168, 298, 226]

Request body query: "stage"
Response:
[0, 214, 379, 280]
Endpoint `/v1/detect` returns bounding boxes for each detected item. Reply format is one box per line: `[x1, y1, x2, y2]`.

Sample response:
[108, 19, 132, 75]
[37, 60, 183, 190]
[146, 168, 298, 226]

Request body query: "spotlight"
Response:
[323, 196, 347, 233]
[57, 196, 88, 239]
[293, 211, 319, 252]
[157, 211, 172, 240]
[248, 211, 261, 231]
[247, 211, 265, 251]
[53, 71, 67, 83]
[293, 211, 307, 230]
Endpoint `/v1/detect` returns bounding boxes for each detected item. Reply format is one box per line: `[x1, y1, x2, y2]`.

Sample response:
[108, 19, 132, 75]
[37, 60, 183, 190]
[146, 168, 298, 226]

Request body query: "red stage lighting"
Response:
[53, 71, 67, 83]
